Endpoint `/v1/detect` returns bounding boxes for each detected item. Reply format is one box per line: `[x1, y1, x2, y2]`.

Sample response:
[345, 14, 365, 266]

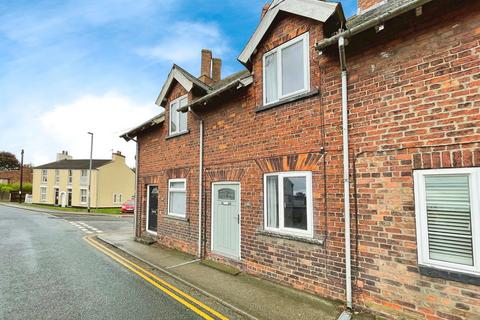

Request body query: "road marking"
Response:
[68, 221, 104, 234]
[84, 236, 228, 320]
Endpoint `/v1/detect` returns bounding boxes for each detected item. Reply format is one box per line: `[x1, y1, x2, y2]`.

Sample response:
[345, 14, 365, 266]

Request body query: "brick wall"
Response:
[137, 81, 201, 255]
[336, 1, 480, 318]
[0, 167, 33, 184]
[135, 1, 480, 319]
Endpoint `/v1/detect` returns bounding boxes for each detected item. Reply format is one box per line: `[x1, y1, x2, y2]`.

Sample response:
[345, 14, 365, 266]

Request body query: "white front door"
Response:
[211, 183, 240, 259]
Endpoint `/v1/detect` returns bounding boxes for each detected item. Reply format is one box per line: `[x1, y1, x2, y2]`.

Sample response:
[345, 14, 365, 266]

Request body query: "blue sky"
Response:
[0, 0, 356, 166]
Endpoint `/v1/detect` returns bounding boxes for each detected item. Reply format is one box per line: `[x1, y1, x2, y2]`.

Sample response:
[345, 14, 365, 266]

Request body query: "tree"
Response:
[0, 151, 20, 170]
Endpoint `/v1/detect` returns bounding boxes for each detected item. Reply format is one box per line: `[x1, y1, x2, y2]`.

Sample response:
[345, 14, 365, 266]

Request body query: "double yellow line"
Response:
[84, 236, 229, 320]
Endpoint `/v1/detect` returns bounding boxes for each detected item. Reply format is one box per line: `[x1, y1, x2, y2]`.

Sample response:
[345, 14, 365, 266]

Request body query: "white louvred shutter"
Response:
[425, 175, 474, 266]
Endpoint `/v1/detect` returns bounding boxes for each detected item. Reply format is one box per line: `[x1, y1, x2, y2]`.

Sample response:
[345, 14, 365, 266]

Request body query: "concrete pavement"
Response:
[98, 232, 344, 320]
[0, 205, 238, 320]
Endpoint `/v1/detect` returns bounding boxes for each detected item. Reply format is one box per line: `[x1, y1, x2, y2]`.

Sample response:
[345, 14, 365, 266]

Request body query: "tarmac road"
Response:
[0, 205, 203, 320]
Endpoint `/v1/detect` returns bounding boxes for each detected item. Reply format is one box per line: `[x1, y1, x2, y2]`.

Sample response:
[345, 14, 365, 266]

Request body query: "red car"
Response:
[121, 198, 135, 213]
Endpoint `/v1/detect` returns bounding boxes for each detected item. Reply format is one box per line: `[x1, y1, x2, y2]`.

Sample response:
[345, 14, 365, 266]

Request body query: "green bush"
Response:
[0, 183, 32, 193]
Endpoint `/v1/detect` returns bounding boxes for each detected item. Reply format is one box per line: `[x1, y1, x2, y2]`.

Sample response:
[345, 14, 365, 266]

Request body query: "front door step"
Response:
[135, 233, 157, 245]
[201, 259, 241, 276]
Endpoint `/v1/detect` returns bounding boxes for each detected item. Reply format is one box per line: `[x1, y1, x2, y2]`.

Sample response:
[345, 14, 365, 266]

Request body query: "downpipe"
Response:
[188, 107, 204, 259]
[339, 35, 353, 319]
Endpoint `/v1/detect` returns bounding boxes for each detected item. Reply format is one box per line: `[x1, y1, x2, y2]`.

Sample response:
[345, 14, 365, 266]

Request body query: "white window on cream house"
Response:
[414, 168, 480, 276]
[80, 189, 88, 204]
[40, 187, 47, 202]
[264, 171, 313, 237]
[263, 32, 310, 106]
[169, 95, 188, 135]
[41, 169, 48, 184]
[55, 169, 60, 185]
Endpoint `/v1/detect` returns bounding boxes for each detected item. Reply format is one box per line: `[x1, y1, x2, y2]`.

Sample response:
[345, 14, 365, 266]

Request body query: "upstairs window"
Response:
[414, 168, 480, 276]
[169, 95, 188, 135]
[168, 179, 187, 218]
[264, 171, 313, 237]
[263, 33, 310, 105]
[68, 170, 73, 185]
[41, 169, 48, 183]
[55, 169, 60, 185]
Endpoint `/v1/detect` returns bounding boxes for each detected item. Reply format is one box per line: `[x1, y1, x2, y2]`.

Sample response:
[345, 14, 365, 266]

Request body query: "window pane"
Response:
[170, 181, 185, 189]
[170, 101, 178, 133]
[283, 176, 307, 230]
[266, 176, 279, 228]
[169, 191, 186, 215]
[282, 39, 305, 96]
[425, 175, 473, 266]
[179, 98, 188, 132]
[265, 52, 278, 104]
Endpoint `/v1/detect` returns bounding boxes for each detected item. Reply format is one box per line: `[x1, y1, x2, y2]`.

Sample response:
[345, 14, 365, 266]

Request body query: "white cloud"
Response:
[136, 21, 231, 68]
[34, 92, 158, 167]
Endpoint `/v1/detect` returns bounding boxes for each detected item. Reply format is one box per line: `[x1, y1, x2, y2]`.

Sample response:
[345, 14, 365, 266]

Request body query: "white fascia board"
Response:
[238, 0, 339, 65]
[155, 68, 194, 106]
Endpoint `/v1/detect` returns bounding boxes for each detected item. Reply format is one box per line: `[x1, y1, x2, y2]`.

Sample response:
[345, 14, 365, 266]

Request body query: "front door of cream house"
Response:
[212, 183, 240, 259]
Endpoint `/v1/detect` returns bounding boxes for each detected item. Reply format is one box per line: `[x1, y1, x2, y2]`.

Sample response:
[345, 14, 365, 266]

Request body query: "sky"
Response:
[0, 0, 357, 167]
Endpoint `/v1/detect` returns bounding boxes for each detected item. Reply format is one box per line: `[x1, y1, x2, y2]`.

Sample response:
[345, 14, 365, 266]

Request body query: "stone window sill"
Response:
[256, 229, 325, 245]
[166, 130, 190, 140]
[255, 89, 320, 113]
[419, 265, 480, 286]
[165, 214, 189, 222]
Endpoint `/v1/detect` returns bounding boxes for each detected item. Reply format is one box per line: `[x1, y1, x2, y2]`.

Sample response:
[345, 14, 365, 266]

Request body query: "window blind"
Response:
[425, 175, 474, 266]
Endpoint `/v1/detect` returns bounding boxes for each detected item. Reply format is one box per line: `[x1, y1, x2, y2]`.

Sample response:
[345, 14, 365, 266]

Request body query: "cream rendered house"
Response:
[32, 151, 134, 208]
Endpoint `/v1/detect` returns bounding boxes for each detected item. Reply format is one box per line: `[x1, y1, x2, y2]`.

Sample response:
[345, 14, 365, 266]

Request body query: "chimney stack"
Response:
[261, 3, 271, 19]
[56, 150, 72, 161]
[357, 0, 386, 14]
[199, 49, 213, 84]
[212, 58, 222, 82]
[199, 49, 222, 84]
[112, 151, 125, 163]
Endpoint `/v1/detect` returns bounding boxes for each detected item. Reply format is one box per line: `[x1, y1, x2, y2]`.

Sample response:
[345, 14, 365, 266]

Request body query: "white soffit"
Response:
[238, 0, 339, 65]
[155, 67, 194, 106]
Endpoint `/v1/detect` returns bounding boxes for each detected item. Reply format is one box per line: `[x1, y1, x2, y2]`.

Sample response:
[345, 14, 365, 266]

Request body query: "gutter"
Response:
[315, 0, 432, 52]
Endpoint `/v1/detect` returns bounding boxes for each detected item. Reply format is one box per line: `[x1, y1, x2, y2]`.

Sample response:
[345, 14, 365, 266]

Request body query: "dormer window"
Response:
[169, 95, 188, 135]
[263, 32, 310, 106]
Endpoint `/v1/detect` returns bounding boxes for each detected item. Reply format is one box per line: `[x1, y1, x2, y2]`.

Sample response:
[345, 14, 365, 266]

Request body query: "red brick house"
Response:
[122, 0, 480, 318]
[0, 167, 33, 185]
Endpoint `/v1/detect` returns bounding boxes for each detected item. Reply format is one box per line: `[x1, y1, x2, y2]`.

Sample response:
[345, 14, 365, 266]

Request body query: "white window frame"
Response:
[68, 170, 73, 185]
[167, 178, 187, 218]
[263, 171, 313, 237]
[41, 169, 48, 184]
[113, 193, 117, 204]
[55, 169, 60, 185]
[262, 32, 310, 106]
[80, 188, 88, 204]
[169, 95, 188, 135]
[414, 168, 480, 276]
[81, 169, 88, 177]
[40, 186, 47, 202]
[118, 193, 122, 203]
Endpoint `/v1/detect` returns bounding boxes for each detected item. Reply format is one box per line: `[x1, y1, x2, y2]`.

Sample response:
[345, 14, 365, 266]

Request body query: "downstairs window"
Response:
[414, 168, 480, 276]
[264, 171, 313, 237]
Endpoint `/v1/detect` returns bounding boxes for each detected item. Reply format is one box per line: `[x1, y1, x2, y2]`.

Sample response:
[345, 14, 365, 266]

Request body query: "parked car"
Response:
[121, 198, 135, 213]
